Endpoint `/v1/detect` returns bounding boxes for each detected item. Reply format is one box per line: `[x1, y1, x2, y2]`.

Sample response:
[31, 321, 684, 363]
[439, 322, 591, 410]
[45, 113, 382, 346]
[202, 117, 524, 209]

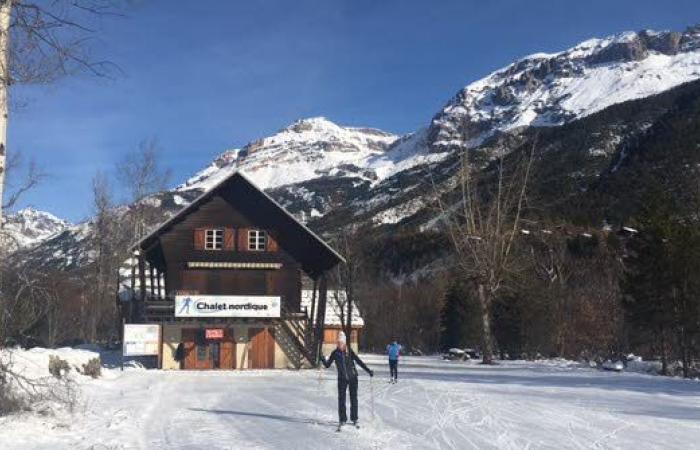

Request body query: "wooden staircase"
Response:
[277, 304, 319, 368]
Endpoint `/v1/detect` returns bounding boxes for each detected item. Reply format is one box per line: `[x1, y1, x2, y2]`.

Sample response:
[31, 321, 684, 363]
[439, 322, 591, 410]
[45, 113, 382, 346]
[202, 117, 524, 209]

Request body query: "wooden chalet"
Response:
[118, 171, 347, 370]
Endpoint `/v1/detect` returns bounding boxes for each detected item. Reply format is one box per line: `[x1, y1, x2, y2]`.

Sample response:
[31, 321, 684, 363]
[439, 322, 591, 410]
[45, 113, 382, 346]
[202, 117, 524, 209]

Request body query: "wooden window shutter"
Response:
[223, 228, 235, 250]
[194, 228, 206, 250]
[238, 228, 249, 251]
[267, 232, 279, 252]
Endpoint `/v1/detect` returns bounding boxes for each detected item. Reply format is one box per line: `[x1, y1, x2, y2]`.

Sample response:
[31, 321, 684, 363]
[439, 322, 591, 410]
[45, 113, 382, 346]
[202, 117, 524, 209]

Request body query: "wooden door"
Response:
[248, 327, 275, 369]
[182, 329, 214, 370]
[220, 328, 236, 369]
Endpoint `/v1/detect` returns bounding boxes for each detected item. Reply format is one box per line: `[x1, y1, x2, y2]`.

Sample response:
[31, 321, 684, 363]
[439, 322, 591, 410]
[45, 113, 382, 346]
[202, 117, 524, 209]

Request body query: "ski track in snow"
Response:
[2, 355, 700, 449]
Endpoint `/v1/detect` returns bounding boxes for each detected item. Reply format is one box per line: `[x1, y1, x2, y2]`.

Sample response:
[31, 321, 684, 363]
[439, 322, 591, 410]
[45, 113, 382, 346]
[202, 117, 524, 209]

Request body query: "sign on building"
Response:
[174, 295, 281, 318]
[205, 329, 224, 340]
[123, 324, 161, 356]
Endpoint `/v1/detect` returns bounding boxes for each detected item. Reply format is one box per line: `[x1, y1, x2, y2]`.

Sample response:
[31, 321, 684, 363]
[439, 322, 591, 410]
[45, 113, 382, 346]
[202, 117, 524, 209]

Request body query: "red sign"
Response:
[205, 329, 224, 340]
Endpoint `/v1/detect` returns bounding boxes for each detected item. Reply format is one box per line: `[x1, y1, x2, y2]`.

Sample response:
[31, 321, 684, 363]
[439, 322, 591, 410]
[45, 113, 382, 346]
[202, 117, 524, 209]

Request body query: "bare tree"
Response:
[1, 150, 44, 210]
[0, 0, 119, 228]
[435, 145, 535, 364]
[117, 138, 171, 204]
[0, 265, 49, 345]
[85, 170, 122, 342]
[331, 226, 365, 346]
[116, 138, 171, 238]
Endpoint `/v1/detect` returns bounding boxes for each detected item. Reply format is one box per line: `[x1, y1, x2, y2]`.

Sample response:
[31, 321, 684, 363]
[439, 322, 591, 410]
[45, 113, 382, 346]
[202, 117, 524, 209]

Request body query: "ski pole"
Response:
[316, 362, 323, 424]
[370, 374, 375, 422]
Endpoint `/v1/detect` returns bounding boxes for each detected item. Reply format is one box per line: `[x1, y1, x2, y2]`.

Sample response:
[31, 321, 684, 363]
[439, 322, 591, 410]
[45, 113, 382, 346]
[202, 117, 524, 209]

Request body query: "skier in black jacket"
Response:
[321, 330, 373, 429]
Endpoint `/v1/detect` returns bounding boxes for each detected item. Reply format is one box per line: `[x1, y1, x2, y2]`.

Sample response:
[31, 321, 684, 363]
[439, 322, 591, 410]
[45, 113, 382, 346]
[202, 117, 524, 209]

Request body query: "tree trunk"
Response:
[680, 325, 689, 378]
[660, 327, 668, 376]
[478, 284, 494, 364]
[0, 0, 10, 225]
[345, 286, 353, 350]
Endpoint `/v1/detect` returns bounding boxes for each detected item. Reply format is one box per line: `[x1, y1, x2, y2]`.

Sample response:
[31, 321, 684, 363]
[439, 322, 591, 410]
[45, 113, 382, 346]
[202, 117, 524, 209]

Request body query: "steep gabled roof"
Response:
[134, 170, 345, 275]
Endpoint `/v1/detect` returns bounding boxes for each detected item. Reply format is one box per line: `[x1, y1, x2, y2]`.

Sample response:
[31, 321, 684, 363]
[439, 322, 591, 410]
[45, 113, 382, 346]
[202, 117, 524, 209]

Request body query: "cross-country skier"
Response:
[321, 331, 373, 430]
[386, 338, 402, 383]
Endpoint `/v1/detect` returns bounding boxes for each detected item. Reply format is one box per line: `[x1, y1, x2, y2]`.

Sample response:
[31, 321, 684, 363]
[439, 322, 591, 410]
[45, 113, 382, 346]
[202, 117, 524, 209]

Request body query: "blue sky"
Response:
[8, 0, 700, 222]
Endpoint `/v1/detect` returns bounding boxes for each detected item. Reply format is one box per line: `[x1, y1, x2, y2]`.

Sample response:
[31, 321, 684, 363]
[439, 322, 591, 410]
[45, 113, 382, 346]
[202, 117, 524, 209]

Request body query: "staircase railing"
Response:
[280, 304, 318, 366]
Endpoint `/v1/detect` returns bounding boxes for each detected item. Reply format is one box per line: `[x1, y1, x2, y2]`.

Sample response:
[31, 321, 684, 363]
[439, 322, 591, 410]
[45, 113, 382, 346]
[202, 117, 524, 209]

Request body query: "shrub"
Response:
[0, 358, 27, 416]
[0, 383, 26, 416]
[48, 355, 71, 379]
[81, 358, 101, 378]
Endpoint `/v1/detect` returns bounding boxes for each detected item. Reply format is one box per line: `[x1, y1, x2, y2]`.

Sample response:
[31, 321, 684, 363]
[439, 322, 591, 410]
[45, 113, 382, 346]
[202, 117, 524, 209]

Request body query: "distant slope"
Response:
[428, 25, 700, 152]
[12, 23, 700, 271]
[1, 208, 69, 252]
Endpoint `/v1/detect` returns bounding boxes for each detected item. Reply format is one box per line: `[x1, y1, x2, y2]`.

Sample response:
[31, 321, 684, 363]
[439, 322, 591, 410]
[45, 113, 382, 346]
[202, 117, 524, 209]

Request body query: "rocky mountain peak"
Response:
[178, 117, 400, 193]
[428, 24, 700, 153]
[284, 116, 342, 134]
[1, 207, 70, 251]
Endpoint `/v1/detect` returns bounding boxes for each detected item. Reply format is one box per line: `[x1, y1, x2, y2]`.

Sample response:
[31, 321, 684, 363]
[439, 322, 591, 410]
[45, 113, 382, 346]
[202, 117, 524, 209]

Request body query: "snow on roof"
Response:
[301, 289, 364, 327]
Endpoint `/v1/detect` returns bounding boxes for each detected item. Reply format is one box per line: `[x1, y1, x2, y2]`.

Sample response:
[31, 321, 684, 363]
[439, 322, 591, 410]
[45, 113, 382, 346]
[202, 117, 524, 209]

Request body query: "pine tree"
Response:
[622, 190, 675, 374]
[439, 281, 480, 351]
[622, 188, 700, 377]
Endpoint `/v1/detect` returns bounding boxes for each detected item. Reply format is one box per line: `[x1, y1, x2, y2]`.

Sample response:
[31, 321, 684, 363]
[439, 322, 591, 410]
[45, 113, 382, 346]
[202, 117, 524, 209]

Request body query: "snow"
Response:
[175, 118, 450, 203]
[3, 353, 700, 449]
[432, 28, 700, 151]
[172, 195, 186, 206]
[0, 208, 69, 250]
[178, 117, 400, 193]
[559, 52, 700, 116]
[2, 347, 100, 382]
[300, 290, 365, 327]
[367, 128, 449, 181]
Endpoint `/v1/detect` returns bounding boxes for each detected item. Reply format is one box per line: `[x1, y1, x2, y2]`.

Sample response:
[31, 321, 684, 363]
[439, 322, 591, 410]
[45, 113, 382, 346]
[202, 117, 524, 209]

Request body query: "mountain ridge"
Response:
[8, 22, 700, 270]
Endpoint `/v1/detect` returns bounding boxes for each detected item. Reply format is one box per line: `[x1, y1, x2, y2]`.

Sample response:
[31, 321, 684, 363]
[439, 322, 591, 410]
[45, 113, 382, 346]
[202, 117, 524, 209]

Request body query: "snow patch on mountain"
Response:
[1, 208, 70, 251]
[178, 117, 400, 192]
[430, 25, 700, 151]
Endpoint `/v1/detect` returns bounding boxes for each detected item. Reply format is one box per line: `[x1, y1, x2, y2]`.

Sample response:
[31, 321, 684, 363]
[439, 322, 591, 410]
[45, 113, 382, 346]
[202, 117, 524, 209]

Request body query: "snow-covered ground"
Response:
[2, 354, 700, 449]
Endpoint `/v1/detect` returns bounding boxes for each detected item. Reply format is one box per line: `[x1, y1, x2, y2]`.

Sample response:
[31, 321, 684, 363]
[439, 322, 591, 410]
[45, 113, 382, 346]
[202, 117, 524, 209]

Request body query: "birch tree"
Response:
[0, 0, 118, 227]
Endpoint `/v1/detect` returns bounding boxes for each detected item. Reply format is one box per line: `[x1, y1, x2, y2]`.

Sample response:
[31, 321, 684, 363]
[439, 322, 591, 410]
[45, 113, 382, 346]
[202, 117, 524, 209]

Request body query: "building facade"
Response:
[118, 171, 362, 370]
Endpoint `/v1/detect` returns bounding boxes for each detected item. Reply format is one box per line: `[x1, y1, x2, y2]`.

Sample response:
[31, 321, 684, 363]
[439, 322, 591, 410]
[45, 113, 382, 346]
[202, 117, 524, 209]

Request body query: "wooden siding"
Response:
[248, 327, 275, 369]
[323, 328, 359, 344]
[156, 194, 302, 311]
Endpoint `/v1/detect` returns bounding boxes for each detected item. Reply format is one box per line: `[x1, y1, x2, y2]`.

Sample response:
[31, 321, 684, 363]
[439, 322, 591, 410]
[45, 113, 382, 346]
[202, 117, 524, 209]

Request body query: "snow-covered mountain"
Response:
[178, 117, 443, 193]
[428, 25, 700, 152]
[12, 23, 700, 270]
[1, 208, 69, 252]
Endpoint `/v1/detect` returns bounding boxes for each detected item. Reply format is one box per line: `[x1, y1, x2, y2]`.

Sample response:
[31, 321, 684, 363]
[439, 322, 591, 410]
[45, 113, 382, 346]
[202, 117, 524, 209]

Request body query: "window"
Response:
[196, 344, 208, 361]
[205, 229, 224, 250]
[248, 230, 267, 251]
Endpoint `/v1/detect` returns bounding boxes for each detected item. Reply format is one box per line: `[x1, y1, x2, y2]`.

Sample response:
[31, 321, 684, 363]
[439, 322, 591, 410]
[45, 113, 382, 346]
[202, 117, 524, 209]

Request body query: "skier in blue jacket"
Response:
[386, 338, 402, 383]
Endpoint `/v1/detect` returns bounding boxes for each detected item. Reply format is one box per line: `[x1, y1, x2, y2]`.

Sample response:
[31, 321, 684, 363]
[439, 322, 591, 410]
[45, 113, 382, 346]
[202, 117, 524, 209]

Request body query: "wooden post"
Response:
[308, 276, 318, 342]
[130, 253, 136, 321]
[314, 273, 328, 365]
[156, 268, 162, 299]
[138, 251, 146, 321]
[149, 263, 156, 300]
[121, 317, 126, 372]
[158, 323, 163, 370]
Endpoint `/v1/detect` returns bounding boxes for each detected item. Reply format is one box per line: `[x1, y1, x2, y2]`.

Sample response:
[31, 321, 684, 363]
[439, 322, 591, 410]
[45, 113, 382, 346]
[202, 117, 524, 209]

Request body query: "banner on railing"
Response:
[174, 295, 281, 318]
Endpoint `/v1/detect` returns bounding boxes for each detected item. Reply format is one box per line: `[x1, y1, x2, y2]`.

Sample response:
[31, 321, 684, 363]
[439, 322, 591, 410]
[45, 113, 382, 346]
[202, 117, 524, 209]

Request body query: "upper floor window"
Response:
[205, 229, 224, 250]
[248, 229, 267, 251]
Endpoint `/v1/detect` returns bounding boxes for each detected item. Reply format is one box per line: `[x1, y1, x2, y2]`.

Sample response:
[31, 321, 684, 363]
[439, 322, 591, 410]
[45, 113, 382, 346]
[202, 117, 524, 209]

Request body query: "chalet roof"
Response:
[134, 170, 345, 275]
